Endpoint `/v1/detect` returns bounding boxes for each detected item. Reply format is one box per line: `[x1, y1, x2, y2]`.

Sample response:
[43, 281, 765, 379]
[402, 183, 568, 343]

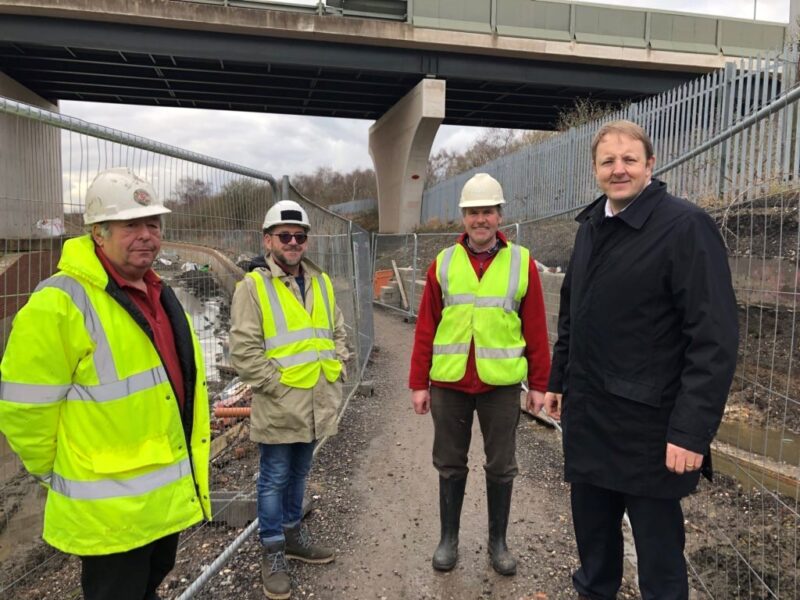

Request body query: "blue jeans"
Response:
[257, 441, 316, 544]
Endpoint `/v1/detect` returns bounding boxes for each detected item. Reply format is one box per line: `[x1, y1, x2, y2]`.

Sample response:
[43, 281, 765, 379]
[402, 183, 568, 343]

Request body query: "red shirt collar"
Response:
[95, 244, 161, 291]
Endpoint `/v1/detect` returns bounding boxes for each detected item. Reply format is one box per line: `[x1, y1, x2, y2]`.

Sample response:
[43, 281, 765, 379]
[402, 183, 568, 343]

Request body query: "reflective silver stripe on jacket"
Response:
[433, 343, 471, 355]
[31, 276, 169, 402]
[438, 245, 458, 298]
[443, 293, 474, 307]
[475, 297, 520, 312]
[475, 347, 525, 359]
[443, 295, 519, 312]
[257, 272, 334, 352]
[66, 366, 170, 402]
[50, 458, 192, 500]
[264, 327, 334, 350]
[273, 349, 337, 368]
[0, 381, 70, 404]
[316, 276, 334, 325]
[37, 275, 118, 382]
[439, 244, 522, 311]
[33, 472, 52, 485]
[506, 244, 522, 301]
[0, 368, 168, 404]
[261, 271, 289, 335]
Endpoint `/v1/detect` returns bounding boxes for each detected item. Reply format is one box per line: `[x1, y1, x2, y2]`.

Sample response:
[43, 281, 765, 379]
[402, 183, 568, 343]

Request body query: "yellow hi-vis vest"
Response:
[0, 235, 210, 556]
[248, 270, 342, 388]
[430, 242, 529, 386]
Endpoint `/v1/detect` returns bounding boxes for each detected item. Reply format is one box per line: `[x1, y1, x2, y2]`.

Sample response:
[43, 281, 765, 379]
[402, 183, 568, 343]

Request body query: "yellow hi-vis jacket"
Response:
[430, 242, 529, 386]
[247, 270, 342, 388]
[0, 235, 210, 556]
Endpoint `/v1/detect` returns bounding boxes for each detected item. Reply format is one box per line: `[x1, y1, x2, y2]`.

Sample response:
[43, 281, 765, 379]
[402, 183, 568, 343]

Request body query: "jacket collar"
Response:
[576, 179, 667, 230]
[57, 235, 112, 289]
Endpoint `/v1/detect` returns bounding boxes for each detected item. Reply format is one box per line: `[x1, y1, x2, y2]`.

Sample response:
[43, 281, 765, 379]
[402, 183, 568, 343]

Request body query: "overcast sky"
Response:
[58, 0, 790, 180]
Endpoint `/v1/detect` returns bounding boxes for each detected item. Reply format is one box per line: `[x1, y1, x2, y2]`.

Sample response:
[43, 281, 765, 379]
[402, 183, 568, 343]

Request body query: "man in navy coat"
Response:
[544, 120, 738, 600]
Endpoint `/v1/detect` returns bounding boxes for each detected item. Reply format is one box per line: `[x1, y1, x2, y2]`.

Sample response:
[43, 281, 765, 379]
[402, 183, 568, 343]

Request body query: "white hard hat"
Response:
[262, 200, 311, 232]
[84, 167, 171, 225]
[458, 173, 505, 208]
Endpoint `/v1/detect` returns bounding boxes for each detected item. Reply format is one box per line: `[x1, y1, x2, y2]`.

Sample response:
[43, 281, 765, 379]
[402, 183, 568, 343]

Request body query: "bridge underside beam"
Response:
[0, 15, 698, 130]
[369, 79, 444, 234]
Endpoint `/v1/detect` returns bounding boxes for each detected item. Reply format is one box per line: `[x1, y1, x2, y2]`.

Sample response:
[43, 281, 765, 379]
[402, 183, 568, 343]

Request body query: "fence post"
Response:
[717, 61, 737, 199]
[348, 220, 363, 376]
[281, 174, 290, 201]
[628, 102, 639, 122]
[565, 128, 577, 211]
[411, 233, 419, 318]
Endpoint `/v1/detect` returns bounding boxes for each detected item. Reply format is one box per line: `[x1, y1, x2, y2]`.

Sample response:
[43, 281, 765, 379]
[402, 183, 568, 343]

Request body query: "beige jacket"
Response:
[230, 254, 349, 444]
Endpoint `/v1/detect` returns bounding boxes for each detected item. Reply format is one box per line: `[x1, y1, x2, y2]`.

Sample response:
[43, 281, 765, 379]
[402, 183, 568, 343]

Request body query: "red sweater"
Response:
[96, 247, 186, 410]
[408, 232, 551, 394]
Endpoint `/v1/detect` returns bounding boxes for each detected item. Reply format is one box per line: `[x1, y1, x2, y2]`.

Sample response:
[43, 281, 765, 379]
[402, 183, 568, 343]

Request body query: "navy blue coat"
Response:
[548, 179, 738, 498]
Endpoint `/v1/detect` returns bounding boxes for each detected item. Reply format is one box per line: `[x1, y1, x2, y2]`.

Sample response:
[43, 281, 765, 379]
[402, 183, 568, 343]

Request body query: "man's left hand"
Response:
[525, 390, 545, 416]
[666, 442, 704, 475]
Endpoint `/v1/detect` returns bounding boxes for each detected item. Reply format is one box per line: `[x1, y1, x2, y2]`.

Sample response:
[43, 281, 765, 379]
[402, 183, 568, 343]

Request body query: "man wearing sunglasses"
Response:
[230, 199, 349, 600]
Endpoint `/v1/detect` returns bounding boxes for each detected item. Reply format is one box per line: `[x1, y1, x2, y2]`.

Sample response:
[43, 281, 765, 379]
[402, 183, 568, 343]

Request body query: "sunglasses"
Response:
[270, 232, 308, 244]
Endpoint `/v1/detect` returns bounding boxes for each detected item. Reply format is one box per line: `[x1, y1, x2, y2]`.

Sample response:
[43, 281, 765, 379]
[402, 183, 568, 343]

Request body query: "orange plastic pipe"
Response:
[213, 406, 251, 418]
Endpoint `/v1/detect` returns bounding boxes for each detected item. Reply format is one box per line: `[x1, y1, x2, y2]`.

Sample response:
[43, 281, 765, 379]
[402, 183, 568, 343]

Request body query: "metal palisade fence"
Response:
[374, 42, 798, 599]
[422, 44, 800, 232]
[0, 96, 373, 597]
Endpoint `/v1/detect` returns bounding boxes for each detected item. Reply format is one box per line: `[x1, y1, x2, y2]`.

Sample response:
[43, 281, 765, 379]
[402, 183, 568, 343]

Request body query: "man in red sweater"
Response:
[409, 173, 551, 576]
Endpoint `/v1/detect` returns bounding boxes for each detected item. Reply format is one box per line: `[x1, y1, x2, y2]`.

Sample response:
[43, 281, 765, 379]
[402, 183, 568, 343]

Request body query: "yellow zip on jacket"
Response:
[0, 235, 210, 556]
[430, 242, 529, 386]
[248, 270, 342, 388]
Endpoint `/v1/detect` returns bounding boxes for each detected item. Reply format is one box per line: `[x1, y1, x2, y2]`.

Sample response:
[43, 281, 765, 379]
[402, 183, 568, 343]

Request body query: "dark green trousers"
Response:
[430, 385, 520, 483]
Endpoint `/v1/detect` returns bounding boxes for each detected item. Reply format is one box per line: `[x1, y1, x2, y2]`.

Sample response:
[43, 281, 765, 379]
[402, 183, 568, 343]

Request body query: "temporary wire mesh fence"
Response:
[677, 185, 799, 600]
[0, 96, 374, 598]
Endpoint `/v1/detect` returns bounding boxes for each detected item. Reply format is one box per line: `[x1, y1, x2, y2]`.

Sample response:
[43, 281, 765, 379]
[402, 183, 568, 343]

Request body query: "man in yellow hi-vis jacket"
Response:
[0, 168, 210, 600]
[230, 200, 349, 600]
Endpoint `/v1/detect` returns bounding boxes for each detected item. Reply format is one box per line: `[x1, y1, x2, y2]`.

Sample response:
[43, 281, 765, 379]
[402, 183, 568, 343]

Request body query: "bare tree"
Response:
[170, 177, 213, 206]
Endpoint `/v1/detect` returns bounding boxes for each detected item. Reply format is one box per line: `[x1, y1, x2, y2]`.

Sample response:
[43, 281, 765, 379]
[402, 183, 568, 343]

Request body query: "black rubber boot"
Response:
[487, 478, 517, 575]
[432, 475, 467, 571]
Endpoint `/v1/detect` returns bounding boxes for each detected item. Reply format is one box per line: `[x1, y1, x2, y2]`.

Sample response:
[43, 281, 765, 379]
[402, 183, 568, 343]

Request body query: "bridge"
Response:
[0, 0, 789, 231]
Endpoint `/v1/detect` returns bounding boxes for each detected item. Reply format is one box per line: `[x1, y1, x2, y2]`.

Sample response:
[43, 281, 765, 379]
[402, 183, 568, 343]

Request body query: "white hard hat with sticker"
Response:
[84, 167, 171, 225]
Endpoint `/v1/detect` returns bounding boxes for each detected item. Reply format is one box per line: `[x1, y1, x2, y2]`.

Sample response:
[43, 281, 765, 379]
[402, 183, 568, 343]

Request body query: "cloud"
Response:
[60, 101, 494, 181]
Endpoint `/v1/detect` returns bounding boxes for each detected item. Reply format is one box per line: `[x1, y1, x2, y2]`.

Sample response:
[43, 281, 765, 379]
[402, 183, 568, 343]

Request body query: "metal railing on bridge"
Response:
[0, 95, 373, 598]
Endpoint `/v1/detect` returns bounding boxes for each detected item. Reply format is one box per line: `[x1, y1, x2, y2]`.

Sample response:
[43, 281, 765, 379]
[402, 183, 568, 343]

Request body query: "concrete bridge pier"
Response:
[369, 78, 445, 233]
[0, 71, 62, 239]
